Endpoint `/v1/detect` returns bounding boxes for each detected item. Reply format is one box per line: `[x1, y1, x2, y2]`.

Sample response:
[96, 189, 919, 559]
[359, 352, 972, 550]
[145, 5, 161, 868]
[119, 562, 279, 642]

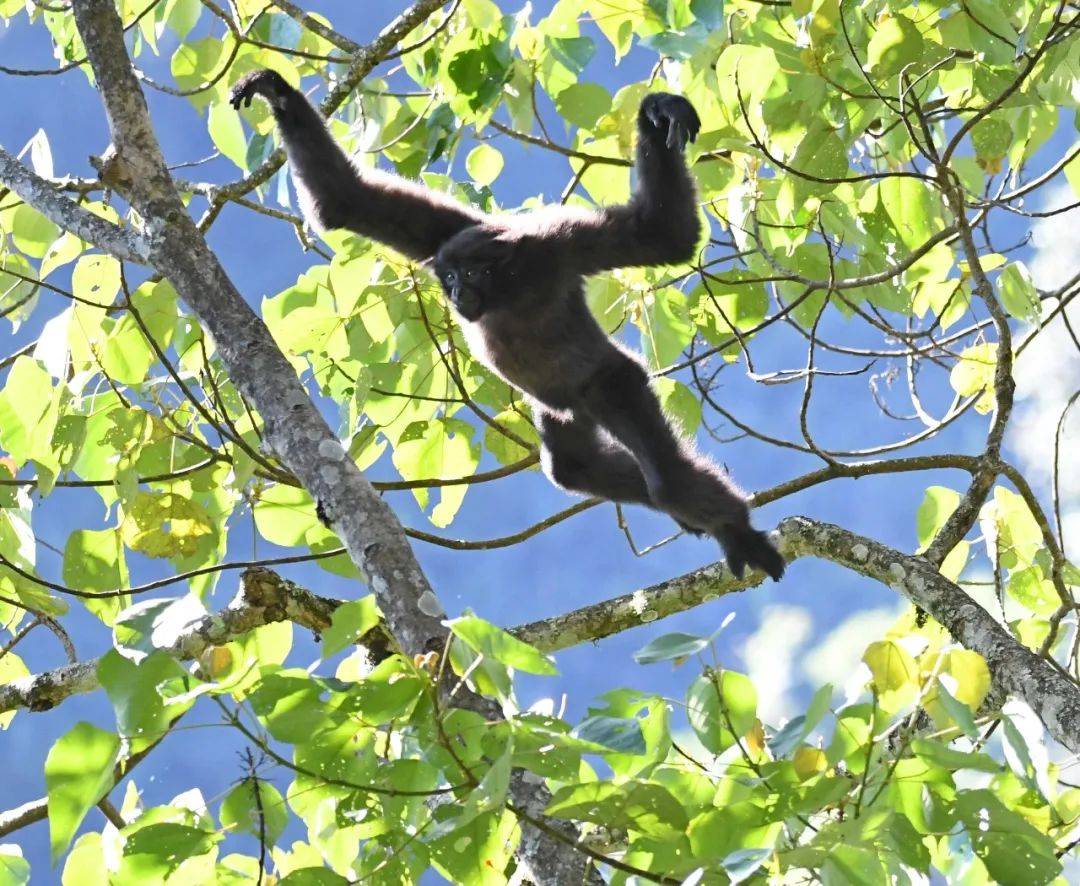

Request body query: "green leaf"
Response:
[915, 486, 960, 551]
[768, 683, 833, 758]
[633, 631, 708, 664]
[687, 670, 757, 753]
[448, 615, 558, 675]
[0, 847, 29, 886]
[40, 231, 84, 279]
[972, 117, 1013, 167]
[63, 528, 128, 593]
[821, 845, 885, 885]
[723, 847, 772, 883]
[546, 780, 688, 838]
[554, 82, 611, 130]
[254, 484, 319, 547]
[950, 343, 997, 414]
[0, 648, 30, 729]
[999, 263, 1040, 321]
[880, 177, 945, 251]
[987, 486, 1044, 568]
[167, 0, 201, 38]
[910, 738, 1000, 773]
[789, 123, 849, 202]
[71, 254, 121, 305]
[862, 640, 918, 710]
[219, 780, 288, 845]
[930, 680, 979, 738]
[98, 650, 188, 740]
[0, 356, 59, 468]
[45, 722, 119, 863]
[120, 491, 214, 560]
[9, 205, 59, 258]
[321, 596, 381, 658]
[484, 409, 539, 465]
[654, 378, 701, 437]
[570, 715, 646, 755]
[465, 143, 504, 186]
[867, 14, 925, 78]
[278, 871, 349, 886]
[208, 101, 249, 170]
[120, 823, 219, 880]
[955, 790, 1061, 885]
[641, 287, 693, 369]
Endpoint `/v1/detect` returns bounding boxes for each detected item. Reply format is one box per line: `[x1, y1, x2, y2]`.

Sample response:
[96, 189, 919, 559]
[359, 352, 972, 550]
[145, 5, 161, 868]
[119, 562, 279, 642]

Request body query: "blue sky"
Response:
[1, 0, 1078, 876]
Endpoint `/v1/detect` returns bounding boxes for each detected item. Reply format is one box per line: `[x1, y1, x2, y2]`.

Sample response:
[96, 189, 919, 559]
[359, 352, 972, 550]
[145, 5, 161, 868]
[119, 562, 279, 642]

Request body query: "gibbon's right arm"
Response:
[230, 70, 484, 262]
[540, 93, 704, 276]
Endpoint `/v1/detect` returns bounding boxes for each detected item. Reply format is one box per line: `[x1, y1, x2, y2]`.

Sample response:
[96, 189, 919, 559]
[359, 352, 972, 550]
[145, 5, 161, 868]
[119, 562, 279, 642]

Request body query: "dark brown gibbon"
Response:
[230, 70, 784, 581]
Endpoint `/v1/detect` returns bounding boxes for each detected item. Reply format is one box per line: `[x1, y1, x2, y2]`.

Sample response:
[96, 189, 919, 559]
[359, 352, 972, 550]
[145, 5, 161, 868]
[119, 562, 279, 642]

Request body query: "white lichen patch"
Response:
[889, 562, 907, 581]
[417, 590, 444, 618]
[319, 464, 340, 484]
[629, 589, 649, 615]
[318, 438, 345, 460]
[851, 543, 870, 562]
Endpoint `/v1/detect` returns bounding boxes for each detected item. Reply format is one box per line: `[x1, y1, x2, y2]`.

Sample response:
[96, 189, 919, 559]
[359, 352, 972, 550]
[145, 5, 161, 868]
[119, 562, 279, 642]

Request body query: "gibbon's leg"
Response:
[578, 353, 785, 580]
[538, 409, 653, 505]
[229, 70, 482, 261]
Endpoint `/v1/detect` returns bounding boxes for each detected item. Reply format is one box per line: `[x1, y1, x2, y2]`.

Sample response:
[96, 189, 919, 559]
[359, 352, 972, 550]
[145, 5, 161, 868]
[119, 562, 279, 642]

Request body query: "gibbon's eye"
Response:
[444, 271, 457, 284]
[465, 268, 477, 279]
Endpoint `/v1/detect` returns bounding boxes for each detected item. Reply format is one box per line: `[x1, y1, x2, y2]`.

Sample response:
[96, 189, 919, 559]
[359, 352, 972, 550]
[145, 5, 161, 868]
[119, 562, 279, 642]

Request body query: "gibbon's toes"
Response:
[717, 526, 785, 583]
[229, 69, 286, 111]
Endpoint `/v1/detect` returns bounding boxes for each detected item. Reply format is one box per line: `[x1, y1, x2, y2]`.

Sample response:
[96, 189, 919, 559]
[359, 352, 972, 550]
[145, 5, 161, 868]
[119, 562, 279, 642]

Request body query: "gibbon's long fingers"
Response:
[666, 119, 681, 150]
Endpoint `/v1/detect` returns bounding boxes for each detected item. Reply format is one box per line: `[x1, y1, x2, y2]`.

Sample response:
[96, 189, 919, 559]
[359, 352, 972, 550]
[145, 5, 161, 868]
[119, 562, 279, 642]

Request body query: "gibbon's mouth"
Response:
[451, 288, 484, 321]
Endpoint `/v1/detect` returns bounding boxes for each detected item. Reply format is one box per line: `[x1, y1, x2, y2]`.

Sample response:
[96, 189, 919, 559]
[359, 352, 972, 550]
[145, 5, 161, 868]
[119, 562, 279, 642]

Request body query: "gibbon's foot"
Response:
[716, 524, 785, 582]
[229, 69, 290, 110]
[640, 93, 701, 151]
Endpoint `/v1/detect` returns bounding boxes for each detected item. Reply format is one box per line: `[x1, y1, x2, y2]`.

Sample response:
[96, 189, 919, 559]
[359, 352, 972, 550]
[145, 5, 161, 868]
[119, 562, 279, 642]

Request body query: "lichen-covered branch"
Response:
[68, 0, 448, 657]
[8, 521, 1078, 755]
[49, 5, 599, 881]
[780, 517, 1080, 752]
[0, 147, 149, 262]
[0, 568, 363, 714]
[921, 170, 1015, 567]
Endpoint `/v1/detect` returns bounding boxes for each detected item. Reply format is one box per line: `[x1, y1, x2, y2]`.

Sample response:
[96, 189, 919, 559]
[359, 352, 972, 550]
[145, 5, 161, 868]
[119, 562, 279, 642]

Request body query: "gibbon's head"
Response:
[432, 226, 517, 321]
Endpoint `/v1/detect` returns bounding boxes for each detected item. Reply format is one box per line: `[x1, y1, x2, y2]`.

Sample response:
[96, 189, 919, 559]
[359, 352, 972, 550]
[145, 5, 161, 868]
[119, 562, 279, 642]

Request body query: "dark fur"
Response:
[230, 71, 784, 581]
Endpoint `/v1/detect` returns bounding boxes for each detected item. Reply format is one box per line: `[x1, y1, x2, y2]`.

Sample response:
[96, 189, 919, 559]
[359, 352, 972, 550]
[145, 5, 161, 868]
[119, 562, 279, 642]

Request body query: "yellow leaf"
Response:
[863, 640, 918, 710]
[203, 645, 233, 679]
[950, 343, 997, 413]
[793, 747, 827, 781]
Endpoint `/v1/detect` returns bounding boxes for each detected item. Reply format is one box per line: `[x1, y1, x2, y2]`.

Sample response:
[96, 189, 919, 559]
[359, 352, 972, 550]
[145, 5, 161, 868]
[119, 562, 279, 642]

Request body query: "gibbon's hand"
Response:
[229, 69, 290, 110]
[640, 93, 701, 151]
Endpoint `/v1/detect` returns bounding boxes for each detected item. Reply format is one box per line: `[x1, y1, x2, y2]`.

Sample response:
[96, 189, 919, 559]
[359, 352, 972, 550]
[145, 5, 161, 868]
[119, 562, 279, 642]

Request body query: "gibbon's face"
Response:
[433, 228, 516, 322]
[434, 261, 491, 321]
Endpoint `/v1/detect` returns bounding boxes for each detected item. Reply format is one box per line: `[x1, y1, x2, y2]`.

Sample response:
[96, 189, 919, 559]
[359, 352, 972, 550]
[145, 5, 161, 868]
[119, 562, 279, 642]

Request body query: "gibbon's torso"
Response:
[459, 275, 613, 410]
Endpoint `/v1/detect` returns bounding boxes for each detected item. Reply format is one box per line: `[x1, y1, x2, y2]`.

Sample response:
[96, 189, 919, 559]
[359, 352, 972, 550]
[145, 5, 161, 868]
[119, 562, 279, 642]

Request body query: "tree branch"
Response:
[54, 3, 599, 880]
[8, 519, 1079, 754]
[0, 147, 149, 262]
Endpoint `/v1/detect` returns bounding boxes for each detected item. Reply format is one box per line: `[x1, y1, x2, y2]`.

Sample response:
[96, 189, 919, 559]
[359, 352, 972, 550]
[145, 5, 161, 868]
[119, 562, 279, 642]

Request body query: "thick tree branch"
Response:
[68, 0, 446, 655]
[54, 4, 598, 881]
[0, 147, 149, 262]
[8, 520, 1079, 754]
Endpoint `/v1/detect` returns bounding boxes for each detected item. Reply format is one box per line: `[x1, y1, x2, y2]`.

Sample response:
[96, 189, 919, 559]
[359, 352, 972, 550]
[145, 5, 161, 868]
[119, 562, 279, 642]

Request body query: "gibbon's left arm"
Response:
[230, 70, 485, 262]
[544, 93, 703, 275]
